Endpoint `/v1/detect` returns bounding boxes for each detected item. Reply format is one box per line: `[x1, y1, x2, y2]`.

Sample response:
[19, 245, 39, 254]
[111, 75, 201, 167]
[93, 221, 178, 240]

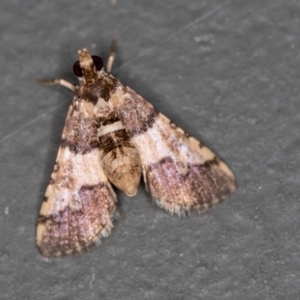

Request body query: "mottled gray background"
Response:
[1, 0, 300, 299]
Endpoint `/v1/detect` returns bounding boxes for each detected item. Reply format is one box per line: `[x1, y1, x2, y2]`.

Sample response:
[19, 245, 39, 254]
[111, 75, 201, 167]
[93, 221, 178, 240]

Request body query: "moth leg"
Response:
[35, 78, 75, 92]
[106, 38, 116, 73]
[142, 166, 150, 192]
[107, 181, 117, 202]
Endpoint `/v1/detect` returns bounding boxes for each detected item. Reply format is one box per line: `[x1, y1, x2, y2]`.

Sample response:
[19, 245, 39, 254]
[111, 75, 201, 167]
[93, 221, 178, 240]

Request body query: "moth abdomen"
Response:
[98, 124, 142, 196]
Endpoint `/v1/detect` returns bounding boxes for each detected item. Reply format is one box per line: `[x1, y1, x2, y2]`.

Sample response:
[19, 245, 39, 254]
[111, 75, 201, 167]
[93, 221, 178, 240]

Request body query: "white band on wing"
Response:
[98, 120, 125, 136]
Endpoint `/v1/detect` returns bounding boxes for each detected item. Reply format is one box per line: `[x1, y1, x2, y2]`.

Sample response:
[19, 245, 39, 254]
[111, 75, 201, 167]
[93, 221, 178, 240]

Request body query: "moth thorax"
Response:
[102, 147, 142, 196]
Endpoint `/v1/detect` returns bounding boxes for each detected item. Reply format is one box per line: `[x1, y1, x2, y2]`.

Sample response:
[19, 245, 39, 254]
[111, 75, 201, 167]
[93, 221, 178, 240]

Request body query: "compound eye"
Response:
[92, 55, 103, 71]
[73, 61, 83, 77]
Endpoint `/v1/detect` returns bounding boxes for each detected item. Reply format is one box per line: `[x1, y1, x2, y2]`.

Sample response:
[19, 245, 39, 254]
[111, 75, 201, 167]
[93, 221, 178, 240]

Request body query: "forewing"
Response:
[111, 85, 236, 215]
[36, 98, 117, 257]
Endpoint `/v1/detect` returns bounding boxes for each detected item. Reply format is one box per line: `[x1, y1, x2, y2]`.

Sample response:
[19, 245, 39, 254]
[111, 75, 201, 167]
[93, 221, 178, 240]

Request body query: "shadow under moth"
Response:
[36, 42, 236, 257]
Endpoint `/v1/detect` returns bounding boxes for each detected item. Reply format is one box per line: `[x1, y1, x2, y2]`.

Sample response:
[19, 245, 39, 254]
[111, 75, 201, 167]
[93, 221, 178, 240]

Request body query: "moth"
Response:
[36, 42, 236, 257]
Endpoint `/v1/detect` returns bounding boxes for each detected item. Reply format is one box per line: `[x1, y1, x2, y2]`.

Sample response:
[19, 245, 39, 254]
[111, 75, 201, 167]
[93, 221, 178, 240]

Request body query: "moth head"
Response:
[73, 48, 104, 85]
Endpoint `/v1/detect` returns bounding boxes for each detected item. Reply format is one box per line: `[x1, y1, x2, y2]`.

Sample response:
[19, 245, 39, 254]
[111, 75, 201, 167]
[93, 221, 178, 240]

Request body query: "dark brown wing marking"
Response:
[110, 85, 159, 136]
[37, 183, 116, 257]
[60, 101, 99, 155]
[147, 156, 234, 215]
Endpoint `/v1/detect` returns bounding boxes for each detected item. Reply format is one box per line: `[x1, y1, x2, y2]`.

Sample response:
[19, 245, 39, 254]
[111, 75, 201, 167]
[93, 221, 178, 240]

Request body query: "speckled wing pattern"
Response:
[111, 84, 236, 216]
[36, 47, 236, 257]
[36, 98, 117, 257]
